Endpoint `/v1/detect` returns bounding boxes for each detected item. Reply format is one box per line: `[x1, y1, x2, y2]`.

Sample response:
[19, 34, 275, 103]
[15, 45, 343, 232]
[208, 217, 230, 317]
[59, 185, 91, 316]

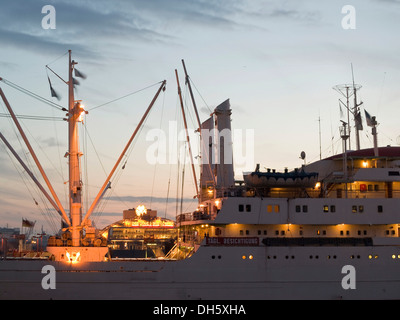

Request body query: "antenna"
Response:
[333, 65, 362, 151]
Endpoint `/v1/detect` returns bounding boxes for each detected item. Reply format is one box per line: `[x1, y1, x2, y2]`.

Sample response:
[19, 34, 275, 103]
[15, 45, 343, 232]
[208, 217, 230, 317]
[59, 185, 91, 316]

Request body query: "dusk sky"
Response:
[1, 0, 400, 232]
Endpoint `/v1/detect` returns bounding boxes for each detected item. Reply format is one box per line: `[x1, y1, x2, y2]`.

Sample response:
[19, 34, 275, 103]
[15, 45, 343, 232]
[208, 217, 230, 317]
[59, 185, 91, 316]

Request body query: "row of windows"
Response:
[239, 204, 385, 214]
[296, 205, 384, 213]
[238, 229, 396, 236]
[238, 204, 280, 213]
[265, 254, 395, 260]
[210, 254, 400, 260]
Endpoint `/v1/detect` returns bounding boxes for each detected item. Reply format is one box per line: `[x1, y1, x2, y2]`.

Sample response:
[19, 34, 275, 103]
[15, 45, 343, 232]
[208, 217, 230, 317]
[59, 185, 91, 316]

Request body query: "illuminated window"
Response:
[267, 205, 273, 213]
[323, 205, 329, 213]
[352, 206, 357, 213]
[274, 205, 280, 213]
[249, 255, 254, 260]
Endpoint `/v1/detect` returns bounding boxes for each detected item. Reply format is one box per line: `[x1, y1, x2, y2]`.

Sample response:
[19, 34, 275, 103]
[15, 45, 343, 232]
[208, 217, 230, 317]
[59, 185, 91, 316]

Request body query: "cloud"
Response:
[0, 0, 175, 59]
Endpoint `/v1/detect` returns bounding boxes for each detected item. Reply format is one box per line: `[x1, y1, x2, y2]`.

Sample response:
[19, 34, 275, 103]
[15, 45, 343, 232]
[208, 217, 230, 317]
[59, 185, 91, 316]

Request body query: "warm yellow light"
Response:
[362, 161, 368, 168]
[315, 182, 321, 189]
[249, 255, 254, 260]
[136, 205, 147, 217]
[66, 251, 81, 263]
[78, 110, 85, 122]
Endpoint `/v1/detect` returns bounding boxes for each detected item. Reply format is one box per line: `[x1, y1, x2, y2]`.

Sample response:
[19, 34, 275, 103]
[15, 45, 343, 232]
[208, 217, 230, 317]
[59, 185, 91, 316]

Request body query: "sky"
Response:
[1, 0, 400, 233]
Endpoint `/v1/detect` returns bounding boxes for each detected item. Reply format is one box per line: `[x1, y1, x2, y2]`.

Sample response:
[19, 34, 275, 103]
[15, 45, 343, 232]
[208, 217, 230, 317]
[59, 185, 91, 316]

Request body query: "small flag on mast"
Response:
[47, 76, 61, 100]
[74, 68, 87, 79]
[365, 109, 373, 127]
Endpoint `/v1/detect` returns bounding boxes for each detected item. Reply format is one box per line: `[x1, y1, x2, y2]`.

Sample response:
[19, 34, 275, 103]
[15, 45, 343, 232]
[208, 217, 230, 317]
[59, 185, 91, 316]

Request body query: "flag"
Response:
[365, 109, 373, 127]
[22, 218, 35, 228]
[47, 76, 61, 100]
[74, 68, 87, 79]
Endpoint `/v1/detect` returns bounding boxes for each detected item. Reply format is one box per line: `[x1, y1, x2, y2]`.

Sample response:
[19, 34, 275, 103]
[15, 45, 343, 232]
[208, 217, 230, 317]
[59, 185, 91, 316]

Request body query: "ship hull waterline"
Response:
[1, 245, 400, 300]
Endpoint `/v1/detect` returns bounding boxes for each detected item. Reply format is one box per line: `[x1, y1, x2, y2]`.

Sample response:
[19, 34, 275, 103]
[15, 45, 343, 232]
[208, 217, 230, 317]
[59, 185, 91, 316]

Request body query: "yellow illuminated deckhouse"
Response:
[1, 52, 400, 299]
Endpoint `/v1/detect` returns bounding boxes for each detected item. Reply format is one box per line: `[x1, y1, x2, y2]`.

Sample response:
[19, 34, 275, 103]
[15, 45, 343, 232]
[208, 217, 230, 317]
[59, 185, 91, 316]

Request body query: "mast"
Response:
[67, 50, 84, 247]
[181, 59, 201, 131]
[351, 64, 363, 151]
[340, 121, 349, 199]
[0, 88, 71, 227]
[175, 69, 199, 198]
[181, 60, 217, 195]
[82, 80, 167, 225]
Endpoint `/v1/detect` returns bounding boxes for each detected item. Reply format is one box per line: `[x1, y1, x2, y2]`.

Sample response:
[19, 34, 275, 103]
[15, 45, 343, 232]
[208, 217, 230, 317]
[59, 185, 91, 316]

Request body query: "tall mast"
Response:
[175, 69, 199, 198]
[82, 80, 167, 225]
[351, 63, 362, 151]
[68, 50, 84, 247]
[181, 60, 217, 193]
[181, 59, 201, 131]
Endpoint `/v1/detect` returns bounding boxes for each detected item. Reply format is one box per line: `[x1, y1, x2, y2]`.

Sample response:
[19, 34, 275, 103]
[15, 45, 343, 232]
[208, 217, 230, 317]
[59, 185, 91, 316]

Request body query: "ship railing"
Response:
[177, 212, 211, 223]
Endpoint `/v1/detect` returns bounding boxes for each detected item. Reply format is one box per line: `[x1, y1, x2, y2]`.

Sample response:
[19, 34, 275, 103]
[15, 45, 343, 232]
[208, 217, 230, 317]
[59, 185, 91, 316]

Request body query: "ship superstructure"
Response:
[1, 53, 400, 300]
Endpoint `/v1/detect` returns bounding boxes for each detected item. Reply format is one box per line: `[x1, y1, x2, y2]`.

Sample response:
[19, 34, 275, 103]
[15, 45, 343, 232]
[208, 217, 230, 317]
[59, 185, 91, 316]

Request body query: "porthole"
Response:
[249, 255, 254, 260]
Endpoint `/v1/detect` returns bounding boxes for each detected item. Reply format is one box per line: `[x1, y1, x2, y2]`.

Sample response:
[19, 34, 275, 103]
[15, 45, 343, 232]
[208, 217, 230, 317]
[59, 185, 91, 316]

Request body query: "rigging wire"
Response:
[88, 81, 164, 111]
[188, 77, 212, 114]
[0, 112, 64, 121]
[149, 88, 166, 209]
[0, 78, 65, 111]
[89, 96, 159, 225]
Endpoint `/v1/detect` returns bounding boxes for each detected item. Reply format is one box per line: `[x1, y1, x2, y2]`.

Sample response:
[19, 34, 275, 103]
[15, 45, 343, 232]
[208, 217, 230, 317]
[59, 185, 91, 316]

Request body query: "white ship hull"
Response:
[1, 244, 400, 300]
